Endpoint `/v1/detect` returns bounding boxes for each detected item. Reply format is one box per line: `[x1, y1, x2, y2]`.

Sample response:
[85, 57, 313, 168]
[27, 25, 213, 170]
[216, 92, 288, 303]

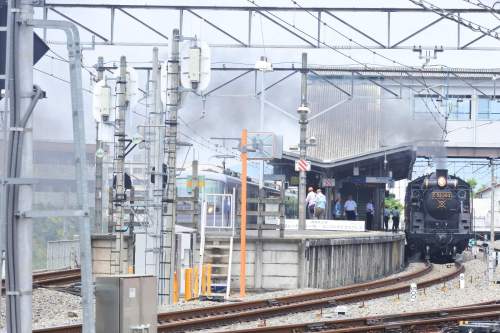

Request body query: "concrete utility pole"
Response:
[160, 28, 180, 305]
[240, 129, 248, 298]
[94, 56, 104, 233]
[257, 56, 267, 191]
[298, 52, 309, 231]
[151, 46, 166, 300]
[489, 160, 496, 282]
[114, 56, 128, 273]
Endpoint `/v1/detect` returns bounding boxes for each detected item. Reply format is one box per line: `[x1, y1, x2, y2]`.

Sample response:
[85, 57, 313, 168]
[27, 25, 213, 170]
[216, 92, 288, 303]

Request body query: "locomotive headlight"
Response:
[207, 205, 214, 214]
[437, 176, 447, 187]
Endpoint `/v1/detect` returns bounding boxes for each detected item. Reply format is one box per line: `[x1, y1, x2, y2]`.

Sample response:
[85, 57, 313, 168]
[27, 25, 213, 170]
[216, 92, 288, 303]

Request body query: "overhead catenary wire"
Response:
[247, 0, 448, 134]
[45, 48, 96, 79]
[290, 0, 466, 126]
[33, 67, 93, 94]
[409, 0, 500, 41]
[290, 0, 493, 131]
[461, 0, 500, 22]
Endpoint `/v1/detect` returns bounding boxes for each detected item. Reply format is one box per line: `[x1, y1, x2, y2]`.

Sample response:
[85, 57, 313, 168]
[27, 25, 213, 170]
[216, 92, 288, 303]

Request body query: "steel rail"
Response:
[30, 263, 466, 333]
[1, 268, 81, 292]
[214, 302, 500, 333]
[157, 263, 463, 332]
[32, 306, 500, 333]
[157, 263, 432, 324]
[323, 310, 500, 333]
[29, 265, 430, 333]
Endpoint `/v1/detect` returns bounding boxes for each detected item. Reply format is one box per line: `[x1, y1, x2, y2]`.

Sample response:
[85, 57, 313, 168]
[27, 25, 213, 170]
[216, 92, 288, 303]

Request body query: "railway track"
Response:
[218, 303, 500, 333]
[31, 262, 464, 333]
[157, 262, 462, 332]
[1, 268, 81, 293]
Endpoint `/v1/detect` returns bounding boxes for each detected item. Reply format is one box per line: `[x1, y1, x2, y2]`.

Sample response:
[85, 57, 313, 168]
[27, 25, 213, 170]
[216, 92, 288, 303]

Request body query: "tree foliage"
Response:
[466, 178, 478, 192]
[32, 202, 79, 270]
[384, 194, 403, 210]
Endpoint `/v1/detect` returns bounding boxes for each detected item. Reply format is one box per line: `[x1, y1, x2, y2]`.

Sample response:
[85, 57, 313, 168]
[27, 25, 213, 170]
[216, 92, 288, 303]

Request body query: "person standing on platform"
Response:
[383, 206, 390, 231]
[223, 197, 231, 227]
[344, 195, 357, 220]
[366, 200, 375, 230]
[305, 187, 316, 219]
[314, 189, 326, 219]
[392, 207, 400, 232]
[332, 197, 342, 219]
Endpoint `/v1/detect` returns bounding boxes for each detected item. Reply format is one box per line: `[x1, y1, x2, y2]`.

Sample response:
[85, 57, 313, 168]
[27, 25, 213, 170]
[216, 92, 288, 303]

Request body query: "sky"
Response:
[20, 0, 500, 182]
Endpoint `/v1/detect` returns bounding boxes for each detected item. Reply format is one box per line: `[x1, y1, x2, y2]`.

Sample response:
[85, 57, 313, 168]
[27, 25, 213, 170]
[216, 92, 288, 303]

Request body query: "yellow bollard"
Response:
[184, 268, 193, 301]
[201, 265, 207, 296]
[193, 266, 199, 298]
[206, 264, 212, 296]
[173, 271, 179, 303]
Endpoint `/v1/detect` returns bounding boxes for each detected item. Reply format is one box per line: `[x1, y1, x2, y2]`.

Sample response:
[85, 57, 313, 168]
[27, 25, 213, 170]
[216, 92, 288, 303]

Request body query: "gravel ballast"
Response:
[2, 253, 496, 331]
[0, 288, 82, 329]
[201, 253, 499, 332]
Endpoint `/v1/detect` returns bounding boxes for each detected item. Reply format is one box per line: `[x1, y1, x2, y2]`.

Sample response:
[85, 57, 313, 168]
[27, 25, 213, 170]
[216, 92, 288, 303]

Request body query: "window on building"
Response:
[413, 94, 471, 120]
[446, 97, 471, 120]
[478, 96, 500, 120]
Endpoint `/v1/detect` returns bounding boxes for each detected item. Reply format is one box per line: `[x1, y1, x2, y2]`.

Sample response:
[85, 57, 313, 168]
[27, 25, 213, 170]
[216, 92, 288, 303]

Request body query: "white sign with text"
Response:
[284, 219, 365, 232]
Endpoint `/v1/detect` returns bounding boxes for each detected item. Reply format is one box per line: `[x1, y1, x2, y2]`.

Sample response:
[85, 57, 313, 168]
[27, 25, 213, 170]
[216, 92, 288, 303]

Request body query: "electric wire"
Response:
[247, 0, 448, 134]
[289, 0, 460, 130]
[33, 67, 93, 94]
[409, 0, 500, 41]
[290, 0, 494, 132]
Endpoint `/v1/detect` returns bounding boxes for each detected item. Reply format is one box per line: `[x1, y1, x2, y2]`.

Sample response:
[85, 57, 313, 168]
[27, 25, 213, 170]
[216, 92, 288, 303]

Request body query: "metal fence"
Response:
[46, 239, 80, 270]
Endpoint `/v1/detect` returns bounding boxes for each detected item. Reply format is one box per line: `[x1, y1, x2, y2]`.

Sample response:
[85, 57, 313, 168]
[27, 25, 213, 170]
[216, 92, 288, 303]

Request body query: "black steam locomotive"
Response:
[405, 169, 472, 261]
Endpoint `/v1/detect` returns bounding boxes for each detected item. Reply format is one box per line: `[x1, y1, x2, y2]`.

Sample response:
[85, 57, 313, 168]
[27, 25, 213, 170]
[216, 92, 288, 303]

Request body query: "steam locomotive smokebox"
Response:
[436, 169, 448, 179]
[95, 275, 157, 333]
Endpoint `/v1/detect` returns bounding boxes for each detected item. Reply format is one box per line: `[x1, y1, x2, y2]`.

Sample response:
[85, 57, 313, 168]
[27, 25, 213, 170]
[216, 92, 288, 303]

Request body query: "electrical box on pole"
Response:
[92, 80, 112, 123]
[180, 39, 211, 93]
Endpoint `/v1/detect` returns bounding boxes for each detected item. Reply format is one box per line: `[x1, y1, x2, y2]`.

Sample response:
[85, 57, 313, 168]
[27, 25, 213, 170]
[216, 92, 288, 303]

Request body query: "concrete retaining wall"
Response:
[204, 232, 405, 291]
[305, 234, 405, 288]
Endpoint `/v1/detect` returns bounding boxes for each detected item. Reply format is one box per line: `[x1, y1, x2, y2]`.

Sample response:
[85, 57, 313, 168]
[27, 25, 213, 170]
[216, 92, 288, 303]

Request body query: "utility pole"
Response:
[240, 129, 248, 298]
[114, 56, 128, 273]
[151, 46, 166, 301]
[95, 56, 104, 233]
[489, 159, 496, 282]
[298, 52, 309, 231]
[160, 28, 180, 305]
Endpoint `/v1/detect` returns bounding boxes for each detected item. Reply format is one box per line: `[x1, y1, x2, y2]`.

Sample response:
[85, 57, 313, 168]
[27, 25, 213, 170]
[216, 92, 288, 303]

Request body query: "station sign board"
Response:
[284, 219, 365, 232]
[247, 132, 283, 160]
[186, 176, 205, 193]
[366, 176, 392, 184]
[321, 178, 335, 187]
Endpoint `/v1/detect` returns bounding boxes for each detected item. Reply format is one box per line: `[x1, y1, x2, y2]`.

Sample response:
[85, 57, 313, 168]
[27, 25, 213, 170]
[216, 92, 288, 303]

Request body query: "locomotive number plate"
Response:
[431, 192, 452, 199]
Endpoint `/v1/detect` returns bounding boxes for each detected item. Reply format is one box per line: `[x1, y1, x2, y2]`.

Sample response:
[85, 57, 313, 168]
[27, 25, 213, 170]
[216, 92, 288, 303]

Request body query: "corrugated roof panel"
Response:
[307, 75, 381, 161]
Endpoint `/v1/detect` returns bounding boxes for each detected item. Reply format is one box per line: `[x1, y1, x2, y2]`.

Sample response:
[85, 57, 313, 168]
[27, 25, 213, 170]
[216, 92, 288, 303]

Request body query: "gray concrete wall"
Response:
[305, 234, 406, 288]
[202, 232, 405, 291]
[91, 234, 129, 276]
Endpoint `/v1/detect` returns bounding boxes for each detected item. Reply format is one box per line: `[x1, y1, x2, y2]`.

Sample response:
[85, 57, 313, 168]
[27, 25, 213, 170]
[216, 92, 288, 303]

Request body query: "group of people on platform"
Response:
[305, 187, 401, 232]
[383, 206, 400, 232]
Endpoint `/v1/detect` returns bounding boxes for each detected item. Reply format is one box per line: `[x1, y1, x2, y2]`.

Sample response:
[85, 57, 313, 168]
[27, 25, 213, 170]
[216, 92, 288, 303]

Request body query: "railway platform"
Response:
[201, 229, 405, 291]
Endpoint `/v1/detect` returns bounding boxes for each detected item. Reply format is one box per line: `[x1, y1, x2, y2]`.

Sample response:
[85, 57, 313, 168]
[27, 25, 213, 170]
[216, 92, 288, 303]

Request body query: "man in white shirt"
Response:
[344, 195, 357, 220]
[314, 188, 327, 219]
[305, 187, 316, 219]
[366, 200, 375, 230]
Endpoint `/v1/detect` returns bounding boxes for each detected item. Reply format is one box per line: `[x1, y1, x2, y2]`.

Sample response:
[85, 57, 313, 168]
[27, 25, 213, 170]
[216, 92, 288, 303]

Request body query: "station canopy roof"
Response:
[272, 144, 416, 182]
